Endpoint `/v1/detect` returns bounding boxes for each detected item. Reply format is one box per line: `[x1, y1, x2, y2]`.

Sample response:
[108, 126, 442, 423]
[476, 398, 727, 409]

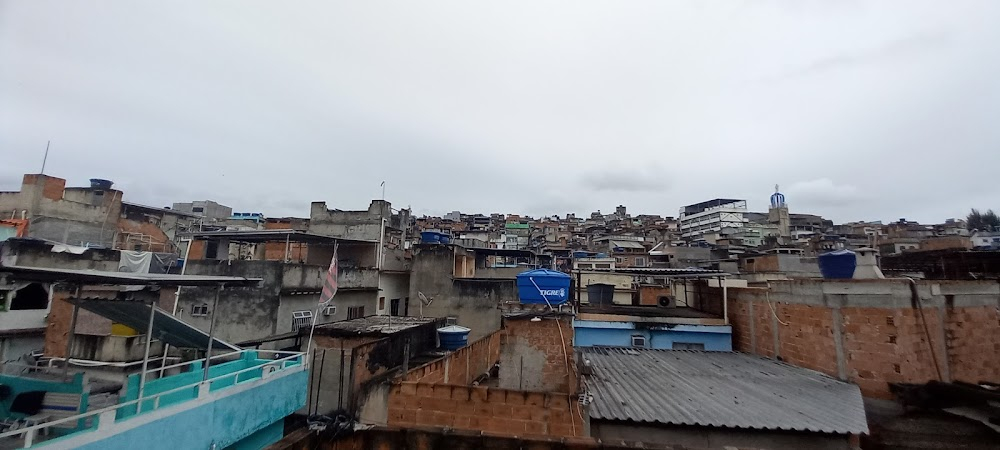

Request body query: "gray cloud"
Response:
[2, 1, 999, 224]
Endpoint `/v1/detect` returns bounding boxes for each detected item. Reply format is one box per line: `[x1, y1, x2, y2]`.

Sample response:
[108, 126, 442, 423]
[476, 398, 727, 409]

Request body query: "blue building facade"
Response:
[574, 320, 732, 351]
[0, 350, 307, 450]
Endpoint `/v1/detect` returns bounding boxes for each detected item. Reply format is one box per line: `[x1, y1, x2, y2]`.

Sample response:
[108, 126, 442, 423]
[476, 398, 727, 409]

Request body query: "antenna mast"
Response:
[40, 141, 50, 174]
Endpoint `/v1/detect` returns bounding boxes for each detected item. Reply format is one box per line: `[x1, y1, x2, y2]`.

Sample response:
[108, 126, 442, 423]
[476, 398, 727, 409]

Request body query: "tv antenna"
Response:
[40, 141, 50, 174]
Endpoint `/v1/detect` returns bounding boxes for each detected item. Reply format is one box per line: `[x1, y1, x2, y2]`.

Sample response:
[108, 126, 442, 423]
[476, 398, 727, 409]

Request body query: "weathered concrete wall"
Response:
[592, 422, 851, 450]
[378, 272, 410, 316]
[719, 279, 1000, 398]
[474, 267, 522, 279]
[179, 260, 284, 345]
[499, 316, 576, 393]
[408, 245, 509, 340]
[307, 320, 443, 416]
[308, 201, 388, 242]
[2, 238, 120, 270]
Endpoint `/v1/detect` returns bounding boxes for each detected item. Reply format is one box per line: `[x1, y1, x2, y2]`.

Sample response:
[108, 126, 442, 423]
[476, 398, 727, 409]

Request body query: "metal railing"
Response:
[0, 350, 305, 448]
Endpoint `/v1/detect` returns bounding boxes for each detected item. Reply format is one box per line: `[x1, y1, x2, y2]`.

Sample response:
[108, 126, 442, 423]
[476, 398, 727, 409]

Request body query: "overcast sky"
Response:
[2, 1, 999, 223]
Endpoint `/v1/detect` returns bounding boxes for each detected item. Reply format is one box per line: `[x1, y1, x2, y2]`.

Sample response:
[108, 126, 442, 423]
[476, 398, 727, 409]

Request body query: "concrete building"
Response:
[572, 268, 734, 351]
[678, 199, 748, 241]
[179, 230, 396, 345]
[591, 236, 648, 268]
[407, 244, 542, 341]
[170, 200, 232, 221]
[0, 175, 124, 248]
[118, 202, 199, 253]
[739, 248, 821, 282]
[970, 230, 1000, 249]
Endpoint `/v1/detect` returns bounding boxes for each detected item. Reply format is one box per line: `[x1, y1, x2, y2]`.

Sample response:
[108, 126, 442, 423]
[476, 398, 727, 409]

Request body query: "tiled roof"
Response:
[581, 347, 868, 434]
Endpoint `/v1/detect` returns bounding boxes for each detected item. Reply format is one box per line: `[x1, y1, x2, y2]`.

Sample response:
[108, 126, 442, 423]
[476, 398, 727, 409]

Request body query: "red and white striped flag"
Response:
[319, 245, 338, 305]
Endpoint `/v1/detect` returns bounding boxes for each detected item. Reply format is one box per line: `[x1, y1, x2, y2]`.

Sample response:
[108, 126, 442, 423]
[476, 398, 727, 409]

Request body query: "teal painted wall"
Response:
[118, 352, 274, 419]
[45, 369, 307, 450]
[225, 419, 284, 450]
[0, 372, 86, 430]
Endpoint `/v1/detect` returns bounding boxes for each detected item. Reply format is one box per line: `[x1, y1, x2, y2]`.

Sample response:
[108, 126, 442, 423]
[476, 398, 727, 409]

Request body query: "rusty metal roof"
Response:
[581, 347, 868, 434]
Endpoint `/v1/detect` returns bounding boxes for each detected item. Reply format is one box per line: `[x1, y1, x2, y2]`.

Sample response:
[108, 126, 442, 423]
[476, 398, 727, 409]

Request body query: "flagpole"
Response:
[306, 242, 338, 357]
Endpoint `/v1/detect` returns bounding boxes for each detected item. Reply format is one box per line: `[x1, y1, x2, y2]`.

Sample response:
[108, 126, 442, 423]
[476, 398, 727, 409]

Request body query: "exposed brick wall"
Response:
[944, 304, 1000, 383]
[187, 239, 206, 260]
[774, 303, 839, 378]
[404, 331, 501, 384]
[638, 286, 671, 306]
[386, 382, 584, 438]
[723, 280, 1000, 399]
[501, 316, 577, 393]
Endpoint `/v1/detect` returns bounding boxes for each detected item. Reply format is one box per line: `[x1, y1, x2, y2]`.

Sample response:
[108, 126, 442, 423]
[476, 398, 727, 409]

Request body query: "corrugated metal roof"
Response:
[69, 298, 239, 351]
[581, 347, 868, 434]
[0, 265, 262, 287]
[609, 240, 646, 249]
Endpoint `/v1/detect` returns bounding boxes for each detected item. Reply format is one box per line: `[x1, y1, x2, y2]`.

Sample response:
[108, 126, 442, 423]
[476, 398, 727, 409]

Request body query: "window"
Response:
[291, 310, 313, 330]
[378, 297, 386, 311]
[615, 257, 624, 264]
[205, 241, 219, 259]
[190, 303, 209, 316]
[595, 263, 611, 269]
[390, 298, 400, 316]
[634, 257, 646, 267]
[192, 206, 204, 213]
[631, 335, 646, 348]
[347, 306, 365, 320]
[7, 283, 48, 311]
[672, 342, 705, 350]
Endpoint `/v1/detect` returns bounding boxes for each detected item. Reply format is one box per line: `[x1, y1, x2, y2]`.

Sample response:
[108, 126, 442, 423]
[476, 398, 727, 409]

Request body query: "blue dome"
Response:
[770, 192, 786, 208]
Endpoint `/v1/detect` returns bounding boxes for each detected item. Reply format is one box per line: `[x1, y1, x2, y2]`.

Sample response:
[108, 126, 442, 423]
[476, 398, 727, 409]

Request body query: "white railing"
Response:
[0, 351, 305, 448]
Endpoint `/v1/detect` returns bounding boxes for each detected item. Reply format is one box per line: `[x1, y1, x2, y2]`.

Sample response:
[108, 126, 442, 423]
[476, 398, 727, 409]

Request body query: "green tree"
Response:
[967, 209, 1000, 231]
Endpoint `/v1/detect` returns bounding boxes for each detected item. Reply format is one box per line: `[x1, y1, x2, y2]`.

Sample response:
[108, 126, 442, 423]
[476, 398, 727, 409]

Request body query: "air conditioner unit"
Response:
[658, 296, 676, 308]
[322, 306, 337, 316]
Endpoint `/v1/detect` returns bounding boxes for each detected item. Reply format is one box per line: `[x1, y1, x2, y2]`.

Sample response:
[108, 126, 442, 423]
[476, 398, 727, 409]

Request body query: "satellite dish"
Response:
[417, 291, 434, 306]
[416, 292, 434, 319]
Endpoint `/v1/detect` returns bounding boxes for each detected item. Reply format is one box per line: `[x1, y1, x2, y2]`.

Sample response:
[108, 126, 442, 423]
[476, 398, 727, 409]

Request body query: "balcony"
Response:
[0, 350, 306, 449]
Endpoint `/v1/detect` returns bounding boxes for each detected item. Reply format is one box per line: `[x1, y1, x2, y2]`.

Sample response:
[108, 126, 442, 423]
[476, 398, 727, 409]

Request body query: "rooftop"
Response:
[181, 229, 376, 244]
[681, 199, 746, 215]
[315, 315, 439, 336]
[0, 265, 262, 287]
[581, 347, 868, 435]
[576, 267, 726, 277]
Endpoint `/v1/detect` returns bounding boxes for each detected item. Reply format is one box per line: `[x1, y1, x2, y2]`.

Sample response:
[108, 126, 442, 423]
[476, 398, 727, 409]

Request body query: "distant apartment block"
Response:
[171, 200, 232, 221]
[678, 199, 748, 240]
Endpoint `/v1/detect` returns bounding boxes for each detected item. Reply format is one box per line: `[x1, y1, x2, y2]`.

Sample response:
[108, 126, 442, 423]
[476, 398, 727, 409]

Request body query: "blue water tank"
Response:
[438, 325, 471, 350]
[818, 249, 857, 279]
[420, 231, 441, 244]
[516, 269, 571, 304]
[595, 253, 608, 258]
[572, 251, 589, 259]
[89, 178, 114, 190]
[439, 234, 452, 244]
